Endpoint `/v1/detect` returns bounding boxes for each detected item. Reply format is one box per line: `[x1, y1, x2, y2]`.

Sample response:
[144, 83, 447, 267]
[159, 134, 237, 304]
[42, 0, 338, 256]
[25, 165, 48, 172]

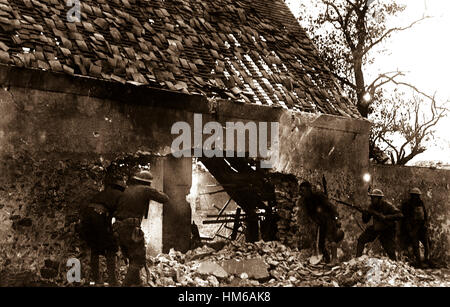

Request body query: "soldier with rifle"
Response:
[113, 170, 169, 286]
[400, 188, 430, 267]
[355, 189, 403, 260]
[299, 181, 344, 263]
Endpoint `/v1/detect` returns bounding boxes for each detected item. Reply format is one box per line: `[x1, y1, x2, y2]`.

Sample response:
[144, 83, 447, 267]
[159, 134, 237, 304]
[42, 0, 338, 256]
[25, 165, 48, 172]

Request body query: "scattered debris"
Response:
[143, 241, 450, 287]
[197, 261, 228, 279]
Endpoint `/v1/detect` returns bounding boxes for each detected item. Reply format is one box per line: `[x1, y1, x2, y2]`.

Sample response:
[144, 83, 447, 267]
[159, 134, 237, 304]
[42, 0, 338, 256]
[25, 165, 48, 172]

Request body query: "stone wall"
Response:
[0, 66, 200, 283]
[0, 65, 373, 283]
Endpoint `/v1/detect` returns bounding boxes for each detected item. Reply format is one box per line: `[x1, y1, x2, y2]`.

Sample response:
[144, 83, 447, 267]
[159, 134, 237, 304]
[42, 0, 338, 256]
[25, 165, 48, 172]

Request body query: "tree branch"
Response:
[363, 16, 430, 56]
[330, 71, 357, 90]
[366, 71, 405, 93]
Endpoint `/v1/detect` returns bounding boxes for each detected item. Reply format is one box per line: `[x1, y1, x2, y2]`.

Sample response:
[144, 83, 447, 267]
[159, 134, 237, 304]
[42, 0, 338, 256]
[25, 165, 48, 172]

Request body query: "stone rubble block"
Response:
[220, 258, 270, 281]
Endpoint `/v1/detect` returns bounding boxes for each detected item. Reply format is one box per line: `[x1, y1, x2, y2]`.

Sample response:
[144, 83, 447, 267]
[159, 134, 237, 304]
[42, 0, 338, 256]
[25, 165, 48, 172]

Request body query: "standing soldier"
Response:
[356, 189, 403, 261]
[400, 188, 430, 267]
[79, 177, 126, 286]
[299, 181, 345, 263]
[113, 170, 169, 286]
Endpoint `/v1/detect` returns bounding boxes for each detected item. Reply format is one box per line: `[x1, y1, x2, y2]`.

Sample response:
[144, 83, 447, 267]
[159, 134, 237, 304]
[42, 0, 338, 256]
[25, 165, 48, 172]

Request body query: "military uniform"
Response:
[301, 183, 344, 263]
[356, 190, 402, 260]
[79, 185, 124, 285]
[114, 183, 169, 286]
[400, 189, 430, 265]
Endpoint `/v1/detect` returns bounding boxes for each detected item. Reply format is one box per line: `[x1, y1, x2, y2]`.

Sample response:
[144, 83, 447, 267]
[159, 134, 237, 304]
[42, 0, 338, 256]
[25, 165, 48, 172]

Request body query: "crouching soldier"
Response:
[356, 189, 402, 261]
[113, 170, 169, 286]
[79, 177, 126, 286]
[400, 188, 430, 267]
[299, 181, 345, 263]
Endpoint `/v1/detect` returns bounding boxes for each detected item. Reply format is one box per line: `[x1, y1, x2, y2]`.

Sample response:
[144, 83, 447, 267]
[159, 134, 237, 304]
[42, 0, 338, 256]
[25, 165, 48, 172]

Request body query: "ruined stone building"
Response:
[0, 0, 447, 282]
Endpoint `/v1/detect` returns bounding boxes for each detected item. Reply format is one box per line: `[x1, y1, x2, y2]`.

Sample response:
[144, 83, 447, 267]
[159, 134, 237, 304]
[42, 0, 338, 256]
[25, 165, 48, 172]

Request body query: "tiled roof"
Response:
[0, 0, 361, 118]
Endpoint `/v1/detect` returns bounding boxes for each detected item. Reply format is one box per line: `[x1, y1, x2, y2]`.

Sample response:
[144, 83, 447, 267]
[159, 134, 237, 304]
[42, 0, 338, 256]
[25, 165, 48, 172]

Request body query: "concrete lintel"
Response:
[213, 99, 284, 123]
[0, 65, 370, 130]
[0, 64, 209, 114]
[288, 110, 371, 135]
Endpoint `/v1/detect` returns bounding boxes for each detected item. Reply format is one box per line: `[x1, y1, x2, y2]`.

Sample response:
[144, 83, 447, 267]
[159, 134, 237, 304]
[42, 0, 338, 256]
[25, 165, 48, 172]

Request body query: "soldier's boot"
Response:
[385, 248, 397, 261]
[356, 241, 365, 258]
[106, 250, 118, 286]
[411, 240, 422, 267]
[123, 264, 142, 287]
[423, 237, 430, 263]
[322, 248, 331, 263]
[90, 251, 100, 284]
[330, 242, 338, 265]
[381, 237, 397, 261]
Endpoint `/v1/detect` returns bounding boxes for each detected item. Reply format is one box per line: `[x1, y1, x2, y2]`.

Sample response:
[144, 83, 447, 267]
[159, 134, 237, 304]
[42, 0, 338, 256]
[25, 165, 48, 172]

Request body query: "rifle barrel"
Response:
[331, 198, 364, 212]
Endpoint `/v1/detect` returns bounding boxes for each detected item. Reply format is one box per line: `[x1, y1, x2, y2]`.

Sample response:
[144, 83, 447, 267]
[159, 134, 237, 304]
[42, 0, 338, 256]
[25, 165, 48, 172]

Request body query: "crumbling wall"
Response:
[370, 164, 450, 264]
[269, 173, 312, 249]
[0, 150, 114, 284]
[272, 111, 371, 260]
[0, 80, 195, 284]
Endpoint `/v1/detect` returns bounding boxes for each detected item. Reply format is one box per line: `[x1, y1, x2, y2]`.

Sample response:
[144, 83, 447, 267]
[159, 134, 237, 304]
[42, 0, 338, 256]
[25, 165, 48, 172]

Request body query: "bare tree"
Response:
[296, 0, 449, 164]
[298, 0, 429, 117]
[370, 90, 448, 165]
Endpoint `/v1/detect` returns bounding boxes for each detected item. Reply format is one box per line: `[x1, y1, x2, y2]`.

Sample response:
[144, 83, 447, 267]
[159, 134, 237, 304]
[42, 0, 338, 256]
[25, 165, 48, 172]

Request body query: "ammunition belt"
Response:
[115, 217, 141, 226]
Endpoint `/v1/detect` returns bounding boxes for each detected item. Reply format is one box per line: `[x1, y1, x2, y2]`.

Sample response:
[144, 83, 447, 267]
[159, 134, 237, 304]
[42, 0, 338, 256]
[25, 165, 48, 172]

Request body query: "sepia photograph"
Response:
[0, 0, 448, 294]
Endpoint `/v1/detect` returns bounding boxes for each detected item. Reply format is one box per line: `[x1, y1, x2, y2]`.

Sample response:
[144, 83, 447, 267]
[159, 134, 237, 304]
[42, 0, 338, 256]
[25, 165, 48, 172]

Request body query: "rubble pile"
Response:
[143, 241, 449, 287]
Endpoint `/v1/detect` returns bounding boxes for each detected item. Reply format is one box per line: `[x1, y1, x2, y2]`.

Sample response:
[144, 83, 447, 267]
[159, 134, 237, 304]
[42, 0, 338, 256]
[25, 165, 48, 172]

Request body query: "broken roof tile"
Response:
[0, 50, 10, 63]
[82, 22, 95, 33]
[48, 59, 63, 72]
[94, 18, 108, 30]
[109, 27, 122, 42]
[0, 0, 360, 118]
[0, 41, 9, 52]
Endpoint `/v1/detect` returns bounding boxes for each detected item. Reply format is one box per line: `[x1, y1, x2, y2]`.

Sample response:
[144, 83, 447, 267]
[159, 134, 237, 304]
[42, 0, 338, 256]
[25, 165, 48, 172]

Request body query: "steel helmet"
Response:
[368, 189, 384, 197]
[113, 179, 126, 189]
[409, 187, 422, 195]
[133, 170, 153, 183]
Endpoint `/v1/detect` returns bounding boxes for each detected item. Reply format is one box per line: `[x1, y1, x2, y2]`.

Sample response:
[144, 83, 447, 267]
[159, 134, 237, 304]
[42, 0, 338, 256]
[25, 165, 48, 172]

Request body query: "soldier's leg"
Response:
[399, 222, 413, 260]
[379, 232, 397, 261]
[411, 239, 421, 265]
[407, 225, 421, 264]
[123, 227, 146, 286]
[123, 263, 141, 286]
[330, 242, 338, 263]
[419, 225, 430, 262]
[356, 226, 378, 257]
[90, 250, 100, 283]
[106, 249, 118, 286]
[318, 223, 330, 263]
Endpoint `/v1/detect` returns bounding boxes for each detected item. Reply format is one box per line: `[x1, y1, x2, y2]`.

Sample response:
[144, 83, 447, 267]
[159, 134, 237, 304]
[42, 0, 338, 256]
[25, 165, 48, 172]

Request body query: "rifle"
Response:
[331, 198, 385, 220]
[331, 198, 366, 213]
[330, 198, 367, 231]
[322, 175, 328, 196]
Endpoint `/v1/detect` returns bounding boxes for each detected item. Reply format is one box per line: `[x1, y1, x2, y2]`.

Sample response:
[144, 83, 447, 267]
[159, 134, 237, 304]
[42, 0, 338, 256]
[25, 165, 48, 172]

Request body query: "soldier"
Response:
[356, 189, 403, 261]
[113, 170, 169, 286]
[400, 187, 430, 267]
[299, 181, 345, 263]
[79, 177, 126, 286]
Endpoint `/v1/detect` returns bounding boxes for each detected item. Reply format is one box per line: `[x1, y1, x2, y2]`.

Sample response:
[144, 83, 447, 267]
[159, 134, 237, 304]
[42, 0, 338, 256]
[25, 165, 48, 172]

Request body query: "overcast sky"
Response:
[286, 0, 450, 164]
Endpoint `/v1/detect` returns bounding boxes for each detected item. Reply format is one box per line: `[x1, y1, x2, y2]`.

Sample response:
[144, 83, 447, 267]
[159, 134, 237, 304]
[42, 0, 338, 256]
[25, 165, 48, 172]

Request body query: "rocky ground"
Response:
[1, 240, 448, 287]
[138, 241, 450, 287]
